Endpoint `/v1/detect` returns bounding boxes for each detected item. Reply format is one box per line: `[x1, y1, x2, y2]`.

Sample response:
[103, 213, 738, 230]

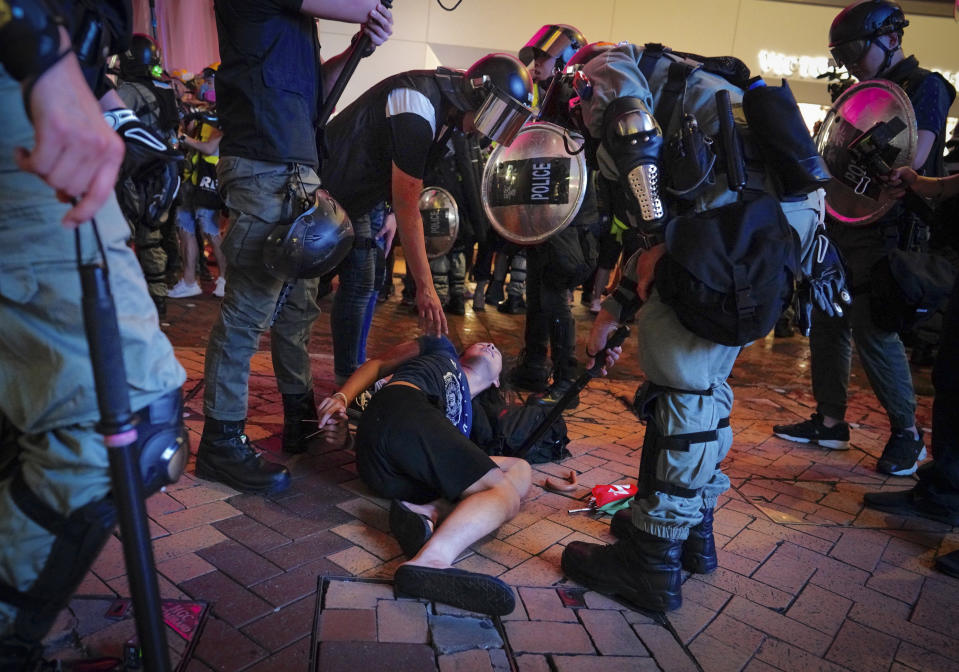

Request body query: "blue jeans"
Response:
[810, 224, 917, 431]
[203, 157, 321, 421]
[331, 212, 375, 382]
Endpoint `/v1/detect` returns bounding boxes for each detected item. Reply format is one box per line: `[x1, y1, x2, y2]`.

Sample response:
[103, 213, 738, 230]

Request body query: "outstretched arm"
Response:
[887, 166, 959, 201]
[392, 164, 448, 336]
[317, 338, 421, 426]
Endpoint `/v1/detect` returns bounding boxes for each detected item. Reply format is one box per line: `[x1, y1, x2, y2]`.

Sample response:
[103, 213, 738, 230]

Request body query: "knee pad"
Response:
[0, 475, 116, 654]
[135, 388, 189, 496]
[634, 384, 729, 500]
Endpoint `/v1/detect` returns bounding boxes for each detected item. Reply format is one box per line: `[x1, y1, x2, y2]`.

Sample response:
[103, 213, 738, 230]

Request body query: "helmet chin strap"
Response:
[872, 35, 899, 78]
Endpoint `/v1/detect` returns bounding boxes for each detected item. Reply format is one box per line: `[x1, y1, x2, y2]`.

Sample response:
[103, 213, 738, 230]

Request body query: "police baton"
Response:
[76, 222, 171, 672]
[315, 0, 394, 130]
[517, 324, 630, 459]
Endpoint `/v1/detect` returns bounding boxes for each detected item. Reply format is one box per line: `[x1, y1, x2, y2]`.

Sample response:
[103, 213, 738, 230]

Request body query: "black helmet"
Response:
[828, 0, 908, 69]
[519, 24, 587, 72]
[119, 33, 162, 79]
[263, 190, 354, 280]
[457, 53, 534, 145]
[116, 160, 181, 229]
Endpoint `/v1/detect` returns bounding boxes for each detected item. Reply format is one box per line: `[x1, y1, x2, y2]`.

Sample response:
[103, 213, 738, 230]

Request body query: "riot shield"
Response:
[815, 80, 918, 226]
[481, 121, 588, 245]
[419, 186, 460, 259]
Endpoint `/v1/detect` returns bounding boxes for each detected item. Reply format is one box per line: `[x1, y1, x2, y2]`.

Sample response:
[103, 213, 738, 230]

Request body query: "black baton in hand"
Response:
[315, 0, 394, 130]
[517, 324, 631, 459]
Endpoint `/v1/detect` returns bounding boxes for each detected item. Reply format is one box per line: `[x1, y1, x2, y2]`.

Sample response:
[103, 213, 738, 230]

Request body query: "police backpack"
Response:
[655, 193, 801, 346]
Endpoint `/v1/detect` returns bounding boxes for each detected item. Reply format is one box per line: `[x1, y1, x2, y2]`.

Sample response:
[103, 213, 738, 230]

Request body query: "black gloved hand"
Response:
[103, 108, 182, 177]
[795, 233, 852, 336]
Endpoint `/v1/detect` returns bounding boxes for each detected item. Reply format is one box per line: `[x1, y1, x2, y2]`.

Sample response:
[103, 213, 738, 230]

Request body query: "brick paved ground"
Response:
[44, 264, 959, 672]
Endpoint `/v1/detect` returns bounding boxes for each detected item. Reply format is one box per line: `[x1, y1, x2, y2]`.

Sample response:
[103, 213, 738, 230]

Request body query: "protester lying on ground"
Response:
[317, 337, 530, 615]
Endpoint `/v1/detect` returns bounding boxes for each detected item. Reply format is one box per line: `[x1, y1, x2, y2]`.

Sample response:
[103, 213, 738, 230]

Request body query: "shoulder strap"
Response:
[637, 45, 699, 132]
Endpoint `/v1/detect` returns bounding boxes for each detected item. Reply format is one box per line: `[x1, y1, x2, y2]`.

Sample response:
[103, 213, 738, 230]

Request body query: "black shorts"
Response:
[355, 384, 498, 504]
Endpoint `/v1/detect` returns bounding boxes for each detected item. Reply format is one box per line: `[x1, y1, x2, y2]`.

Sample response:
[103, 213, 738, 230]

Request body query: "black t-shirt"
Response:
[390, 335, 472, 436]
[321, 71, 452, 219]
[213, 0, 323, 167]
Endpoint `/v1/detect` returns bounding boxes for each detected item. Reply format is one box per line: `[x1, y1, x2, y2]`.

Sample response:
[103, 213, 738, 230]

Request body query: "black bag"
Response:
[655, 193, 801, 346]
[470, 388, 571, 464]
[741, 80, 831, 199]
[545, 225, 598, 289]
[869, 250, 957, 333]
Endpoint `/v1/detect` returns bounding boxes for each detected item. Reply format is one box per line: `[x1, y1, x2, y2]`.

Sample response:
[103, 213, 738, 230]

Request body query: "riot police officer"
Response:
[510, 24, 597, 402]
[773, 0, 955, 477]
[114, 33, 183, 317]
[320, 53, 535, 374]
[0, 2, 187, 666]
[553, 42, 836, 611]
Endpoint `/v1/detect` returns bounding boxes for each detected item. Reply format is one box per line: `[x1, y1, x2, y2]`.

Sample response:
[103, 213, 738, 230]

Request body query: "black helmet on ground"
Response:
[263, 190, 355, 281]
[828, 0, 908, 70]
[519, 24, 587, 72]
[119, 33, 162, 79]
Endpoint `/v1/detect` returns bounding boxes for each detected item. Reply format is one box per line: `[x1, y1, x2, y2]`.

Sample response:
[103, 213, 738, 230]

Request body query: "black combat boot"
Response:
[282, 391, 319, 454]
[152, 294, 167, 319]
[485, 279, 505, 305]
[509, 351, 550, 392]
[497, 294, 526, 314]
[681, 506, 718, 574]
[445, 294, 466, 316]
[196, 417, 291, 495]
[562, 530, 683, 612]
[611, 506, 718, 574]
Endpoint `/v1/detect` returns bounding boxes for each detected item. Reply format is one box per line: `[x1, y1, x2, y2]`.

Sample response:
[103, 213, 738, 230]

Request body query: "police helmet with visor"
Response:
[442, 53, 534, 146]
[828, 0, 908, 70]
[519, 24, 587, 73]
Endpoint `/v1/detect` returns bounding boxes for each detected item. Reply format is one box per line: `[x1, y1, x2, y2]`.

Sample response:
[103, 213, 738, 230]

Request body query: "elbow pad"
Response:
[0, 0, 68, 83]
[603, 97, 665, 223]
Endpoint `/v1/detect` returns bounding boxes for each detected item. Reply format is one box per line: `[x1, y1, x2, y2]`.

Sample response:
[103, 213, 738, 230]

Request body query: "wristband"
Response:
[332, 392, 348, 406]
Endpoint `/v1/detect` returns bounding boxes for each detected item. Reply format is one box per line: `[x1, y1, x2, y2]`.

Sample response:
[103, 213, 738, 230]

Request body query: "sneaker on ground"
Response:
[533, 377, 579, 409]
[773, 412, 850, 449]
[589, 296, 602, 314]
[213, 276, 226, 298]
[168, 280, 202, 299]
[877, 429, 927, 477]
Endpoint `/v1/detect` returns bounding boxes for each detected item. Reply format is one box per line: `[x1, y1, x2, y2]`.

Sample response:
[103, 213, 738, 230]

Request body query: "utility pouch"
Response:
[664, 113, 716, 199]
[741, 79, 831, 199]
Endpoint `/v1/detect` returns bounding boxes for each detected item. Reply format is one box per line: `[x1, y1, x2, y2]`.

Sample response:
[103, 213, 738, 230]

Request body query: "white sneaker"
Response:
[168, 280, 202, 298]
[589, 296, 603, 314]
[213, 276, 226, 298]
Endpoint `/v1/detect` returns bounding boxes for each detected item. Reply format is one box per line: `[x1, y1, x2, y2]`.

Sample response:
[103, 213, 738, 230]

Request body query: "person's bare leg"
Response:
[400, 499, 453, 530]
[405, 457, 531, 569]
[179, 227, 199, 286]
[208, 233, 227, 279]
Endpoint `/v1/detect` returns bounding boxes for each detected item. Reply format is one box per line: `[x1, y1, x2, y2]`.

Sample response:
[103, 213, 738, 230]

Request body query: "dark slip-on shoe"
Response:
[389, 500, 433, 559]
[393, 564, 515, 616]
